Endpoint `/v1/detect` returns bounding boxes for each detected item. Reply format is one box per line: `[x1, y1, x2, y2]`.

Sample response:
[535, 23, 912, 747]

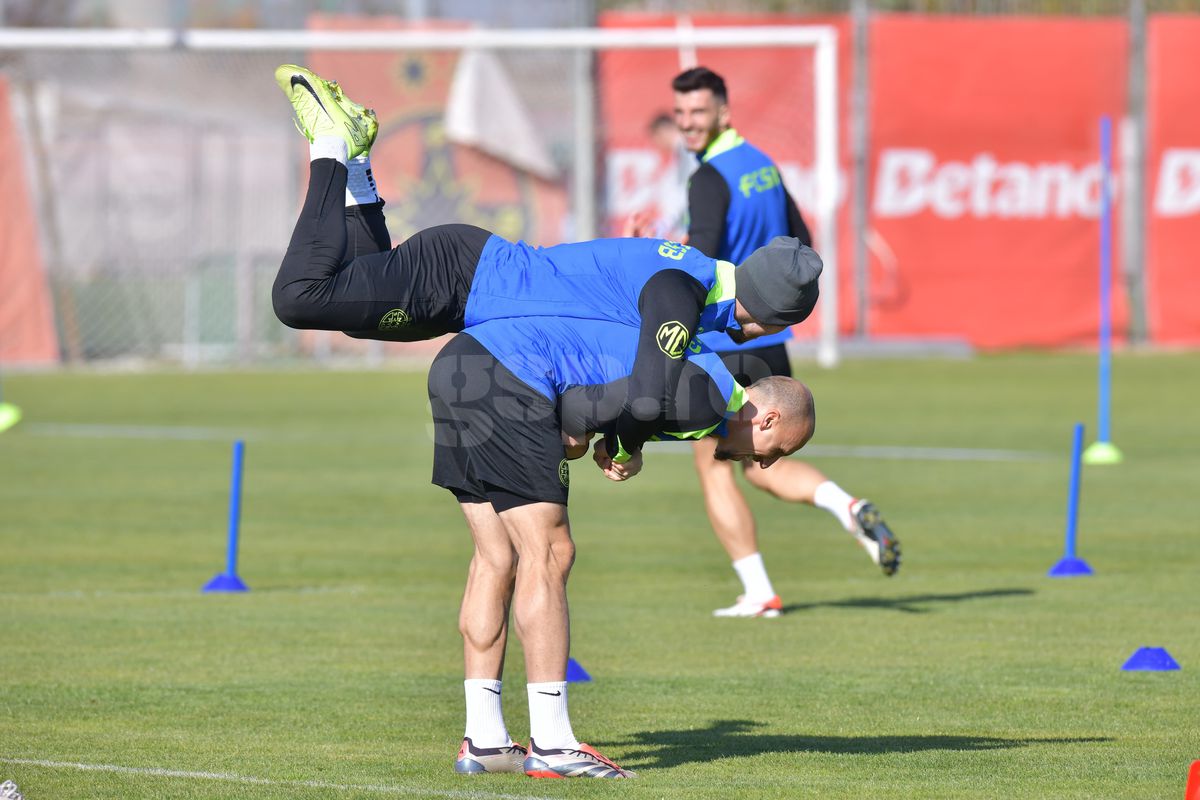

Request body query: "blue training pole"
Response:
[203, 439, 249, 592]
[225, 439, 245, 576]
[1049, 422, 1093, 576]
[1097, 116, 1113, 445]
[1063, 423, 1084, 560]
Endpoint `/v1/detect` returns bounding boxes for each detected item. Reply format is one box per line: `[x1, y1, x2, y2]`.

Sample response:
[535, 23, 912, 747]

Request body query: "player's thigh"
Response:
[348, 223, 493, 340]
[498, 502, 573, 564]
[459, 499, 516, 572]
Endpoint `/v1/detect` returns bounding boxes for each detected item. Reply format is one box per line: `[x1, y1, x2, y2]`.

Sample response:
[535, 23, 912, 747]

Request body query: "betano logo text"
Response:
[874, 149, 1107, 219]
[1154, 149, 1200, 217]
[876, 147, 1200, 220]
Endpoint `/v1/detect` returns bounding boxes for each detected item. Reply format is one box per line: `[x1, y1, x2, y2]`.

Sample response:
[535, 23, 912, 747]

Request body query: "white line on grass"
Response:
[0, 757, 550, 800]
[22, 422, 243, 441]
[798, 443, 1051, 462]
[0, 585, 368, 600]
[651, 441, 1050, 462]
[24, 422, 1049, 462]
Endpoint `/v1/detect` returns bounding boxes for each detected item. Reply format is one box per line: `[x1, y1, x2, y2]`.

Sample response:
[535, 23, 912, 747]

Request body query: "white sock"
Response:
[732, 552, 776, 601]
[527, 681, 578, 750]
[309, 136, 348, 165]
[814, 480, 857, 532]
[345, 153, 379, 207]
[463, 679, 511, 748]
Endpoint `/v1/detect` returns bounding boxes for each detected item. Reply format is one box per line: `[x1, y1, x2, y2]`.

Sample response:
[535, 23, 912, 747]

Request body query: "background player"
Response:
[669, 66, 901, 617]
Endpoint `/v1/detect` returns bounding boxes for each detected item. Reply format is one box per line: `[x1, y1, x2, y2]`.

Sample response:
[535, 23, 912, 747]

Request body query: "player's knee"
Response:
[271, 283, 305, 329]
[518, 535, 574, 579]
[548, 537, 576, 575]
[477, 547, 518, 579]
[273, 280, 326, 330]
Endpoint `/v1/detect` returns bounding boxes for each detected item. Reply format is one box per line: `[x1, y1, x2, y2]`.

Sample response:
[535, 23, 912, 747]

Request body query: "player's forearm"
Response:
[608, 272, 708, 462]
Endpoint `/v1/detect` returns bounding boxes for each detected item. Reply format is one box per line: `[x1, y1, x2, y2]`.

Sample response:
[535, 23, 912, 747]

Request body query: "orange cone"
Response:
[1186, 760, 1200, 800]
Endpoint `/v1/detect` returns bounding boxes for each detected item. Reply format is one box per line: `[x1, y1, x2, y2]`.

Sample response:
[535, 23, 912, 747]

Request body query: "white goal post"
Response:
[0, 25, 840, 367]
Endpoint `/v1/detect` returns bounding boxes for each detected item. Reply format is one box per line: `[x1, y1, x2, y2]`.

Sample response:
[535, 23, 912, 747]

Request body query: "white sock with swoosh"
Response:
[527, 681, 579, 751]
[463, 679, 510, 748]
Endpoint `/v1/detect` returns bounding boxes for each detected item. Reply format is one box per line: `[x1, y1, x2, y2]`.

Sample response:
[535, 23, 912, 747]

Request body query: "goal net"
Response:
[0, 22, 838, 367]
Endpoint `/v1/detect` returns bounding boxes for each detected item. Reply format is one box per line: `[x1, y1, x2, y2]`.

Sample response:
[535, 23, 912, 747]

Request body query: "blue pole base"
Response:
[1083, 441, 1123, 465]
[1048, 557, 1094, 577]
[203, 572, 249, 593]
[1121, 646, 1180, 671]
[566, 657, 592, 682]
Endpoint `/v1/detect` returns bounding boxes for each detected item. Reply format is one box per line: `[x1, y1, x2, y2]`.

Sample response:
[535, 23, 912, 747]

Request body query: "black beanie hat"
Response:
[734, 237, 823, 326]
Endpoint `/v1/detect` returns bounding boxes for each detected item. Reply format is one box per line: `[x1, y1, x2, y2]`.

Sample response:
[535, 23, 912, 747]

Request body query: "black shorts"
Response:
[346, 223, 491, 341]
[427, 333, 569, 512]
[717, 342, 792, 386]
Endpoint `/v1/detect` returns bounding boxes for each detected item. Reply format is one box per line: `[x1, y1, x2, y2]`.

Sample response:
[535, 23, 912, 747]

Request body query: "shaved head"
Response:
[714, 376, 816, 466]
[746, 376, 815, 453]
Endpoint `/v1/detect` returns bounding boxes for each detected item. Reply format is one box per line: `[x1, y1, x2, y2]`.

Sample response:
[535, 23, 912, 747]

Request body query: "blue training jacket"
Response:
[463, 236, 740, 340]
[692, 129, 795, 353]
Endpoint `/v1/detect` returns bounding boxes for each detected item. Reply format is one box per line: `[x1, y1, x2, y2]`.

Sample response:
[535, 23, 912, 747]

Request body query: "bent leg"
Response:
[692, 435, 758, 562]
[458, 500, 518, 680]
[272, 157, 490, 339]
[742, 458, 829, 504]
[273, 158, 350, 328]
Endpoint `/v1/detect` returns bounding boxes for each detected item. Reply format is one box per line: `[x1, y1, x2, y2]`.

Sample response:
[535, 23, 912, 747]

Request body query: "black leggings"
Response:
[272, 158, 491, 341]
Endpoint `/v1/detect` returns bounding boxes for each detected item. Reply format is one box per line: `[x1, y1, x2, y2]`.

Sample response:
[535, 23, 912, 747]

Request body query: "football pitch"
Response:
[1, 352, 1197, 799]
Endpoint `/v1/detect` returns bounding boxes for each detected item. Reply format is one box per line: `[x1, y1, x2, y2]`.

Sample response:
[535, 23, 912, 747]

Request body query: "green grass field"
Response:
[1, 352, 1198, 799]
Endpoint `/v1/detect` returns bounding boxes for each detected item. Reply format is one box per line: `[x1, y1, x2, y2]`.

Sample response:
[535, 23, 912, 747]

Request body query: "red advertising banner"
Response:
[1146, 15, 1200, 345]
[0, 77, 59, 365]
[868, 16, 1128, 348]
[598, 12, 856, 337]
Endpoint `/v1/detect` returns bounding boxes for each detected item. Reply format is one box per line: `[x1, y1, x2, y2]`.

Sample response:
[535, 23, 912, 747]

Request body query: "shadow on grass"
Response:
[781, 587, 1035, 615]
[618, 719, 1110, 769]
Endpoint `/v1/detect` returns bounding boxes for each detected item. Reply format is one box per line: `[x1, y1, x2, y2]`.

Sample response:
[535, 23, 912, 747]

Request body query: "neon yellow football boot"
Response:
[325, 79, 378, 154]
[274, 64, 371, 159]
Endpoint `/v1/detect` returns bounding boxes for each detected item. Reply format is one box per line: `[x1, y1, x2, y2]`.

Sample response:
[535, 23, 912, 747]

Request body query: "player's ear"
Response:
[759, 409, 780, 430]
[717, 104, 731, 129]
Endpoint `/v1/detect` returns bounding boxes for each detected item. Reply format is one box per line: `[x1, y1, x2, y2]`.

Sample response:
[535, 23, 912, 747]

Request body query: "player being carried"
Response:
[272, 64, 822, 478]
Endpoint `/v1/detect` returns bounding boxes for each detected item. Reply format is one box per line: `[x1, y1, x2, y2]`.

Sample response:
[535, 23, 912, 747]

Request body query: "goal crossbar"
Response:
[0, 26, 834, 52]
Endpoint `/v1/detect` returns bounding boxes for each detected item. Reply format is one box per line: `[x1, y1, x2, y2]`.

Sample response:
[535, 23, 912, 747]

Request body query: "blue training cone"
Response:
[566, 657, 592, 682]
[1049, 557, 1093, 577]
[203, 572, 249, 592]
[1121, 646, 1180, 671]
